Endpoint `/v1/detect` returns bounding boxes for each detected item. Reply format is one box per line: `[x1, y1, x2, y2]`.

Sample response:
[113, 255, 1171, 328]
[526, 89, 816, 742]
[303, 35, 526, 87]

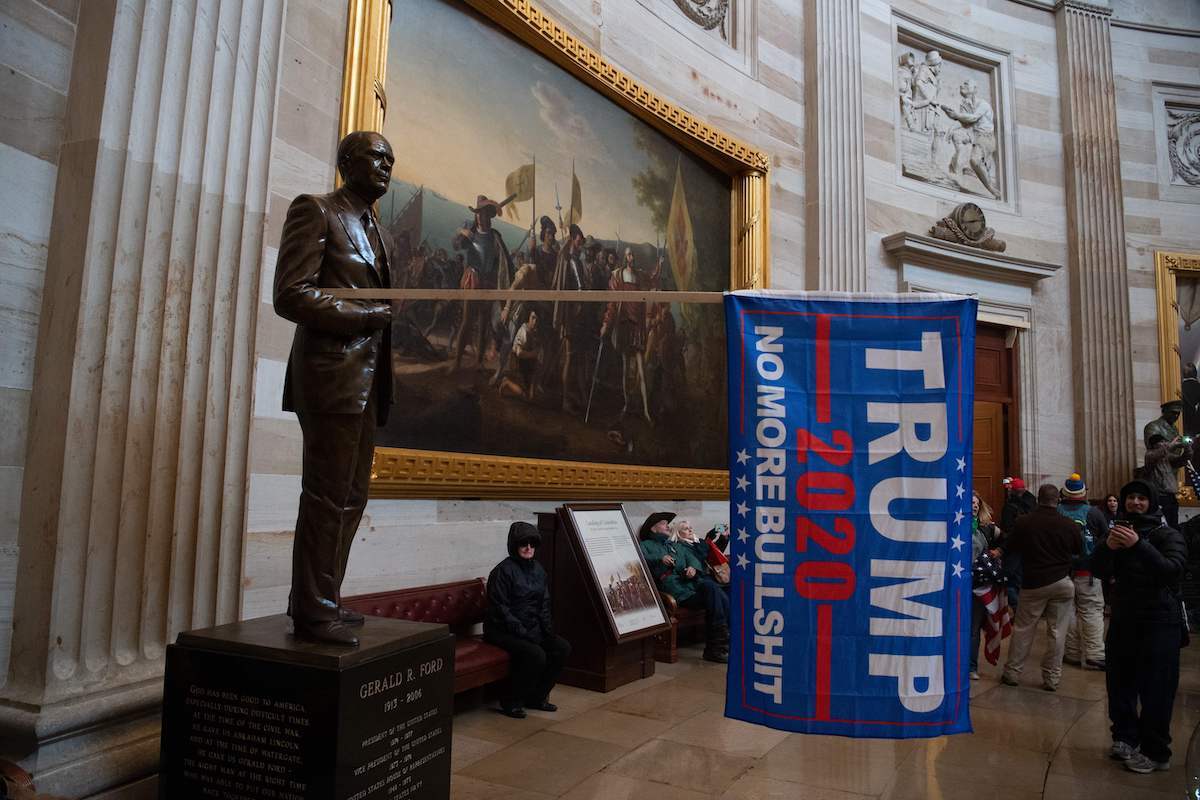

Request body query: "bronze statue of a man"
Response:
[274, 131, 396, 646]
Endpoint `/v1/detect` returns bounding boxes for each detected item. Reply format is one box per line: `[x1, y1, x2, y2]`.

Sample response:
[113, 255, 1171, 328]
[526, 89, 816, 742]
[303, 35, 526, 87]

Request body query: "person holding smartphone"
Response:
[1091, 480, 1188, 774]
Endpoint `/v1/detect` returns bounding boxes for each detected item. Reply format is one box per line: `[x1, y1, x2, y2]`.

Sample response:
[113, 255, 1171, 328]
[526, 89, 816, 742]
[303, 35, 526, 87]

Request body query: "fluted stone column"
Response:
[1055, 0, 1135, 492]
[804, 0, 867, 291]
[0, 0, 284, 795]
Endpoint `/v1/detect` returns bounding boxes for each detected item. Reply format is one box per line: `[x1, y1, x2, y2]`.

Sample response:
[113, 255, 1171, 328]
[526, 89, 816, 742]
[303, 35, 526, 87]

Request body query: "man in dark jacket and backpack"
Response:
[1093, 480, 1189, 774]
[484, 522, 571, 719]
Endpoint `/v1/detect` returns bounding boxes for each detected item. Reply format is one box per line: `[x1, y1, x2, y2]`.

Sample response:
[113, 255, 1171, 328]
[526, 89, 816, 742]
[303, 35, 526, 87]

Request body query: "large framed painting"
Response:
[1156, 250, 1200, 504]
[557, 504, 671, 643]
[340, 0, 769, 498]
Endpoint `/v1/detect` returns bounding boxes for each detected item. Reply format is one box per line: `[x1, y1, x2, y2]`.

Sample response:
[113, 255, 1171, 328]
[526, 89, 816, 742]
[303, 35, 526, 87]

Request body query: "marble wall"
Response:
[243, 0, 806, 618]
[862, 0, 1074, 484]
[1111, 23, 1200, 452]
[0, 0, 79, 685]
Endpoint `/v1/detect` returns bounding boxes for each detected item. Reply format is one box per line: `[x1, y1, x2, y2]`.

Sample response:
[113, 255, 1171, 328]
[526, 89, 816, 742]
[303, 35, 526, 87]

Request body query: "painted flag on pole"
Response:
[568, 170, 582, 225]
[724, 291, 976, 738]
[666, 161, 697, 290]
[505, 163, 535, 220]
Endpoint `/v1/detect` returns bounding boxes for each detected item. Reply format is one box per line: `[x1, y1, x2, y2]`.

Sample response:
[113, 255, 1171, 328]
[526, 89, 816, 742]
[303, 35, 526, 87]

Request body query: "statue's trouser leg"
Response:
[292, 388, 377, 625]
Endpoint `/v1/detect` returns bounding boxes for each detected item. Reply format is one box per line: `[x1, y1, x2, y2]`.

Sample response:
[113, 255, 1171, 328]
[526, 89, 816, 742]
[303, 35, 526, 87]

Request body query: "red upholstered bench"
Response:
[342, 578, 510, 694]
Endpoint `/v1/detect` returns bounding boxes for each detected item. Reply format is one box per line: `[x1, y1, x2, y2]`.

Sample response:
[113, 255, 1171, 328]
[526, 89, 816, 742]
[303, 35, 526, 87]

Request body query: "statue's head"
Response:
[925, 50, 943, 74]
[959, 79, 978, 100]
[337, 131, 394, 203]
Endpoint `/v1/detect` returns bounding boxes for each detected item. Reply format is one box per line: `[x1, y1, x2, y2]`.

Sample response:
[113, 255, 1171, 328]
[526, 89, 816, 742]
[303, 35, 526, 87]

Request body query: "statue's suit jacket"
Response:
[274, 187, 393, 424]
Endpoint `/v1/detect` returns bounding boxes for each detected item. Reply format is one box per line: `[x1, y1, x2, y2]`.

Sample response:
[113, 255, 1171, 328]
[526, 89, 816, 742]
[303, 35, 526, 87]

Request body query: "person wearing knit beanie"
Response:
[1059, 472, 1108, 671]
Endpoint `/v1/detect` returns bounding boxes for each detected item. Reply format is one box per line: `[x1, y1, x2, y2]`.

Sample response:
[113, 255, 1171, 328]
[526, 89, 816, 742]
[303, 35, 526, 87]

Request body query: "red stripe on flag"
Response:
[816, 314, 831, 423]
[816, 604, 833, 720]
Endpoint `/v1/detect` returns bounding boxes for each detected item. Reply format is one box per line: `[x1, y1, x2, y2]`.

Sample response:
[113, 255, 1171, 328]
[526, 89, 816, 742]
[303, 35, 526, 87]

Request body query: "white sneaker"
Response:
[1110, 741, 1137, 761]
[1125, 752, 1169, 773]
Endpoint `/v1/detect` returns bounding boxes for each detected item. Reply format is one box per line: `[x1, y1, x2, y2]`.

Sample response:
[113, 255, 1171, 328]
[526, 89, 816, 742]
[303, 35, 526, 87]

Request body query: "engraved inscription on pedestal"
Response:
[161, 615, 454, 800]
[893, 13, 1016, 207]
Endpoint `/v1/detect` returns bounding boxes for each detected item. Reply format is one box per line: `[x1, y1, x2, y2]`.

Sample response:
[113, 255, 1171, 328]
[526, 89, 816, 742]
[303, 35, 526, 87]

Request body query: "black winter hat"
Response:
[507, 521, 541, 557]
[1118, 479, 1159, 515]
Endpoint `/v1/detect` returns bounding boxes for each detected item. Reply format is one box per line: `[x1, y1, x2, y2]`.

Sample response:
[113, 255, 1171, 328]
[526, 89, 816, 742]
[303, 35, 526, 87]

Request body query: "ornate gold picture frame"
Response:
[341, 0, 769, 499]
[1155, 250, 1200, 504]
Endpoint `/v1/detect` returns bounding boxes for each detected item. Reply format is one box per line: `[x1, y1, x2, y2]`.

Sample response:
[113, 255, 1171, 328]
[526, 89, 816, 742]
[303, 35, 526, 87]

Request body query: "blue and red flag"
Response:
[724, 291, 976, 738]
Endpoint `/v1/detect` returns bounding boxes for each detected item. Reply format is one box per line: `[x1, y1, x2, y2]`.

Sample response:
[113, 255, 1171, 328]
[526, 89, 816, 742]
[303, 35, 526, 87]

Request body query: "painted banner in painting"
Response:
[723, 292, 977, 738]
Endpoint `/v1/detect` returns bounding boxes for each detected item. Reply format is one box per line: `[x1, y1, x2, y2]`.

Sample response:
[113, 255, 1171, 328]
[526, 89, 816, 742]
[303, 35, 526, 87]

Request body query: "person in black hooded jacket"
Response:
[484, 521, 571, 719]
[1091, 480, 1188, 774]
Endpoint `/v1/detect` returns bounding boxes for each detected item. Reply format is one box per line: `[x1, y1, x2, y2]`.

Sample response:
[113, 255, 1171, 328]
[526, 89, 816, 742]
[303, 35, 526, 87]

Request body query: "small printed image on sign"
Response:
[375, 0, 732, 470]
[570, 507, 668, 636]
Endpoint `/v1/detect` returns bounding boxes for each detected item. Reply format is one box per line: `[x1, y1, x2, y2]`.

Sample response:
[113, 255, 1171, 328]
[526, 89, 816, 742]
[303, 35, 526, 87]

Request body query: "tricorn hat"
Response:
[639, 511, 676, 540]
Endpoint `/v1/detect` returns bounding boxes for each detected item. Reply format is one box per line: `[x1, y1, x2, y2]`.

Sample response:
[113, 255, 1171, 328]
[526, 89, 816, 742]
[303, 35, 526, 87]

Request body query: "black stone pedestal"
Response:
[160, 614, 454, 800]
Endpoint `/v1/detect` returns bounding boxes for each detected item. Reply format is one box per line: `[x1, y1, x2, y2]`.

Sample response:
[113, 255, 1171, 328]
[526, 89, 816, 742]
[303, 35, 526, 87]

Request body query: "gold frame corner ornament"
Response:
[342, 0, 769, 498]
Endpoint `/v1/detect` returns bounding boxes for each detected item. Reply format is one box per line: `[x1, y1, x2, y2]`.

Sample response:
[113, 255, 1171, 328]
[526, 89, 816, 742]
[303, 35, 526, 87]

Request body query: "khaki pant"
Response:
[1064, 574, 1105, 664]
[1002, 576, 1075, 688]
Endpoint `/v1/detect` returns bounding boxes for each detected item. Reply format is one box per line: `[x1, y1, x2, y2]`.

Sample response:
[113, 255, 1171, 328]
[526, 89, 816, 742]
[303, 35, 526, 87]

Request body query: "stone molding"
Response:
[884, 230, 1061, 485]
[1055, 0, 1136, 496]
[805, 0, 867, 291]
[1153, 84, 1200, 203]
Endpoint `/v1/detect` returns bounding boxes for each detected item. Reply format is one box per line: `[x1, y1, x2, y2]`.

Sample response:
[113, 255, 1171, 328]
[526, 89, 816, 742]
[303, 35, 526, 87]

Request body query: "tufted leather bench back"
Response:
[342, 578, 488, 636]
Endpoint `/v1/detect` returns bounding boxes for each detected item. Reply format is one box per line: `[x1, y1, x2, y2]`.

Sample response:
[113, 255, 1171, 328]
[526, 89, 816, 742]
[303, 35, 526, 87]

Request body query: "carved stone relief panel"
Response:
[1154, 84, 1200, 203]
[634, 0, 755, 75]
[892, 13, 1017, 211]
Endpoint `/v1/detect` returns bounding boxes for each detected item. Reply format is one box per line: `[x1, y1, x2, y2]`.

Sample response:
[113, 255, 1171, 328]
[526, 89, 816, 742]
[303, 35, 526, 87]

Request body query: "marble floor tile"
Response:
[450, 733, 504, 772]
[451, 707, 554, 746]
[1041, 773, 1178, 800]
[967, 705, 1073, 753]
[601, 680, 725, 724]
[449, 774, 555, 800]
[605, 737, 756, 795]
[720, 769, 874, 800]
[458, 730, 628, 796]
[1048, 745, 1186, 795]
[901, 735, 1050, 793]
[559, 772, 712, 800]
[660, 709, 790, 757]
[547, 708, 674, 747]
[968, 682, 1094, 722]
[881, 763, 1043, 800]
[753, 734, 914, 795]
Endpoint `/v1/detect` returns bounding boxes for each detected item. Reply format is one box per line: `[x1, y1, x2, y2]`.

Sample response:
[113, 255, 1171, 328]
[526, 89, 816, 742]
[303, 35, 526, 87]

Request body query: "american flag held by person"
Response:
[972, 551, 1012, 665]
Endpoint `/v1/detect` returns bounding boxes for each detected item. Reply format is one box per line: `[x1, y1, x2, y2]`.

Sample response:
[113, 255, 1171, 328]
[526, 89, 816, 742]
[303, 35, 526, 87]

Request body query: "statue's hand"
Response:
[366, 303, 393, 331]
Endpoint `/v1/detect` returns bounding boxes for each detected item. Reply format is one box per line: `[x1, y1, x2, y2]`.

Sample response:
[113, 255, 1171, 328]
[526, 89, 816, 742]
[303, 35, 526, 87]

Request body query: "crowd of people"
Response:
[480, 399, 1195, 777]
[968, 398, 1194, 776]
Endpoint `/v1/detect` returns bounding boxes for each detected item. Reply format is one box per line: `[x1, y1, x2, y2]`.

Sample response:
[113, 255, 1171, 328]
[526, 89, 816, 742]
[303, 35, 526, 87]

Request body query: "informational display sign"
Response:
[560, 504, 672, 642]
[723, 292, 976, 738]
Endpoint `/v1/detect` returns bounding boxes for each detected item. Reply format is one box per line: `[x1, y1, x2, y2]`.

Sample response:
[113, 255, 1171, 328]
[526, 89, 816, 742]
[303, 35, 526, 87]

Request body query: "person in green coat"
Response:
[639, 512, 729, 662]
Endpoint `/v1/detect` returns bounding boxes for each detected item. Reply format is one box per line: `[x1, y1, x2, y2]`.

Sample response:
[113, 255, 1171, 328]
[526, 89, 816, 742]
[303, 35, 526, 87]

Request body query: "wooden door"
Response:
[973, 324, 1018, 518]
[973, 400, 1006, 517]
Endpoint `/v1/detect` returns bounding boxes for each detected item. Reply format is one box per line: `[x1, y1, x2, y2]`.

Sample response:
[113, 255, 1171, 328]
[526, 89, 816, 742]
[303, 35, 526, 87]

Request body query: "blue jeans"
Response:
[681, 577, 729, 630]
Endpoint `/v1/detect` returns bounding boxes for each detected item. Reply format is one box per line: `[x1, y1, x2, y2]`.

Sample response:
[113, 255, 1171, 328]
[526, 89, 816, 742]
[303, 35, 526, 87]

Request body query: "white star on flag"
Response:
[737, 553, 750, 569]
[950, 535, 965, 551]
[737, 527, 749, 543]
[952, 561, 965, 579]
[955, 484, 965, 499]
[736, 449, 750, 465]
[953, 510, 965, 525]
[736, 475, 750, 492]
[956, 457, 966, 472]
[736, 501, 749, 517]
